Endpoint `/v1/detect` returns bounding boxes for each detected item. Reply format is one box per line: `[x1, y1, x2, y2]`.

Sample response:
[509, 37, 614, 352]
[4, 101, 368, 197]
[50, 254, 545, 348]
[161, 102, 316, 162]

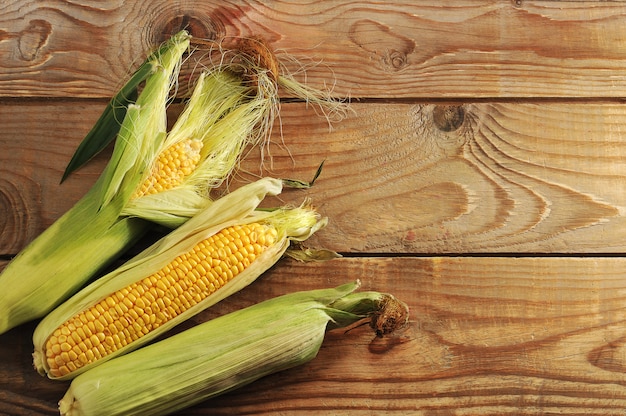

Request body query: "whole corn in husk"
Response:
[58, 281, 409, 416]
[33, 177, 330, 380]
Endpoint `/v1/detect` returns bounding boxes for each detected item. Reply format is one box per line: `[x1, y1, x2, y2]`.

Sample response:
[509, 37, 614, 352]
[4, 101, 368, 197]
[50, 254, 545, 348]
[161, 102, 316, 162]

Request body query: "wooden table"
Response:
[3, 1, 626, 414]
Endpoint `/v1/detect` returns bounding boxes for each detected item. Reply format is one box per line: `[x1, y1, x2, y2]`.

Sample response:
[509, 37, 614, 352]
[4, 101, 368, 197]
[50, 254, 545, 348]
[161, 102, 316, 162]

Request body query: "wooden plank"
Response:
[3, 100, 626, 255]
[3, 256, 626, 415]
[3, 1, 626, 99]
[253, 101, 626, 254]
[4, 2, 626, 416]
[0, 100, 107, 254]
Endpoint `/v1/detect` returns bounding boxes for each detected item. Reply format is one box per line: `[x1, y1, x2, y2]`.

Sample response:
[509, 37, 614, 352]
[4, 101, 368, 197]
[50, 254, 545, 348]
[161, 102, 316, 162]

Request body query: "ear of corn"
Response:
[33, 177, 329, 380]
[120, 69, 271, 227]
[0, 32, 191, 335]
[57, 281, 409, 416]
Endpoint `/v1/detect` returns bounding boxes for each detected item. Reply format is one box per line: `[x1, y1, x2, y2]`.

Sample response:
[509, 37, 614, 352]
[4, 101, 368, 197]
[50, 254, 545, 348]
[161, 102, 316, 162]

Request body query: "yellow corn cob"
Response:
[33, 177, 329, 380]
[57, 281, 409, 416]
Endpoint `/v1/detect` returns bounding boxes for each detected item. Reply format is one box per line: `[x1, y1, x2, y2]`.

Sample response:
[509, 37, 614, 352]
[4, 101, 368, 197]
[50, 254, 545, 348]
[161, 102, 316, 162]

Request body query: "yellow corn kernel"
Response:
[131, 138, 203, 199]
[44, 222, 278, 379]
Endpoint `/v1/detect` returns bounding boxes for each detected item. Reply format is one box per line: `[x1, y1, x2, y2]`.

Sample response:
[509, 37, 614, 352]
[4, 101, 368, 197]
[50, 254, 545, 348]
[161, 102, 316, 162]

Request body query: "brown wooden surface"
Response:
[3, 1, 626, 415]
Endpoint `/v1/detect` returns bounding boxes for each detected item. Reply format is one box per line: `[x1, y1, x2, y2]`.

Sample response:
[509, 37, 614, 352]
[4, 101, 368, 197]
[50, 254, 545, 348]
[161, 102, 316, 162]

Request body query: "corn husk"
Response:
[33, 177, 330, 379]
[60, 33, 190, 182]
[58, 281, 409, 416]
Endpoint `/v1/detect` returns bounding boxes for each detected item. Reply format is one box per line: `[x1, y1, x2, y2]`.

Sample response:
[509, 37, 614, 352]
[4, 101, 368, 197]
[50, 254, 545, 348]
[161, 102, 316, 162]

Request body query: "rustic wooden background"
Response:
[3, 1, 626, 414]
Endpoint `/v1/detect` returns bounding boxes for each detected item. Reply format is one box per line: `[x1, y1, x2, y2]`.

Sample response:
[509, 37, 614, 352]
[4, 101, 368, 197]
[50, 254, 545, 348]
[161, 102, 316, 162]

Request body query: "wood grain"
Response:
[3, 257, 626, 415]
[4, 100, 626, 255]
[0, 100, 106, 253]
[244, 101, 626, 253]
[3, 1, 626, 98]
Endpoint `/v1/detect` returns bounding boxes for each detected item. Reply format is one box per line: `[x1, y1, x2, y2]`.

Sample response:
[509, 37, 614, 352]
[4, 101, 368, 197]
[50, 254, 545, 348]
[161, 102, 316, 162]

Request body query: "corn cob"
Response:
[33, 177, 329, 380]
[57, 281, 409, 416]
[105, 63, 272, 227]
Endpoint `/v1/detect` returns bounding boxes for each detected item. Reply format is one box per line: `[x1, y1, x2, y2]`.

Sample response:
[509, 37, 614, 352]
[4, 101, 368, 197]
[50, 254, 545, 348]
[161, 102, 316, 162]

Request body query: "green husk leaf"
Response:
[61, 33, 187, 182]
[0, 182, 150, 334]
[99, 31, 190, 209]
[120, 188, 213, 228]
[285, 245, 341, 262]
[282, 160, 325, 189]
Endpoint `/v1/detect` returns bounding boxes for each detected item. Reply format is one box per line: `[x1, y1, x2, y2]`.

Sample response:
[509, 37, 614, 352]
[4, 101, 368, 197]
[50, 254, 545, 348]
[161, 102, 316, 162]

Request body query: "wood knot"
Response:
[432, 105, 465, 132]
[18, 20, 52, 61]
[158, 15, 221, 45]
[386, 50, 409, 70]
[349, 19, 415, 72]
[0, 175, 40, 253]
